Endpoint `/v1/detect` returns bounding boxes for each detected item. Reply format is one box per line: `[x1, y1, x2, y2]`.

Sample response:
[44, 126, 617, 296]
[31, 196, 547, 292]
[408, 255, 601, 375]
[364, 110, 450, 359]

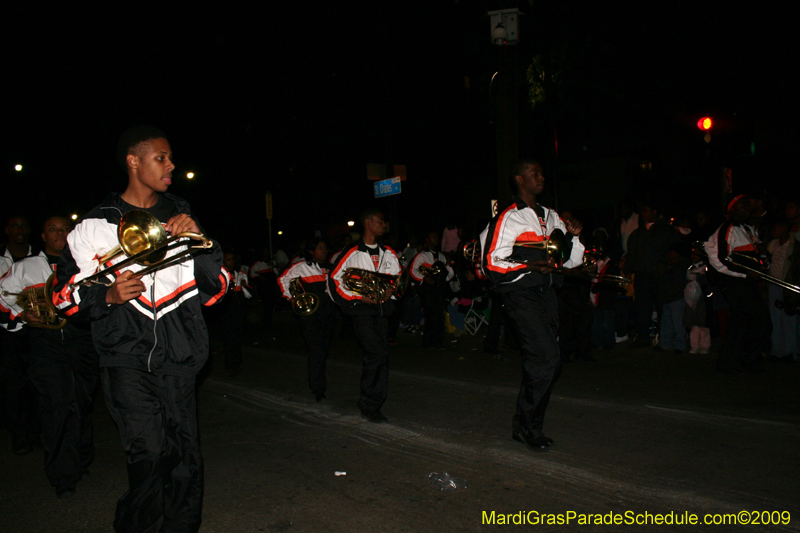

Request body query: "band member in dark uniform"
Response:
[705, 194, 770, 373]
[482, 159, 584, 451]
[278, 237, 336, 402]
[0, 216, 99, 498]
[410, 231, 454, 349]
[1, 215, 38, 455]
[221, 252, 251, 377]
[53, 126, 227, 533]
[329, 209, 401, 424]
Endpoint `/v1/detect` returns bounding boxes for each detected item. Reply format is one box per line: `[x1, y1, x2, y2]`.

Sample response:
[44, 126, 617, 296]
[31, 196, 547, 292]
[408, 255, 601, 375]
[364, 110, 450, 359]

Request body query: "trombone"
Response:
[692, 242, 800, 295]
[72, 209, 213, 288]
[498, 230, 630, 287]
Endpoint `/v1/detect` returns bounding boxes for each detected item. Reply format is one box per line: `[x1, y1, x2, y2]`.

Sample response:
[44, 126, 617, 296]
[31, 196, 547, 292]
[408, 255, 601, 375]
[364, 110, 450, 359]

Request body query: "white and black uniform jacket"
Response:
[481, 197, 585, 293]
[52, 193, 227, 377]
[704, 219, 759, 280]
[277, 260, 333, 303]
[0, 251, 56, 332]
[409, 250, 455, 284]
[328, 241, 401, 315]
[0, 244, 34, 278]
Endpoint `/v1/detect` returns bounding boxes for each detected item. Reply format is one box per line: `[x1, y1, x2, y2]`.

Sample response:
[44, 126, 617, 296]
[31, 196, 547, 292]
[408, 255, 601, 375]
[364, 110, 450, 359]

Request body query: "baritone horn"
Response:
[342, 268, 398, 303]
[1, 273, 66, 330]
[289, 278, 319, 316]
[72, 210, 213, 288]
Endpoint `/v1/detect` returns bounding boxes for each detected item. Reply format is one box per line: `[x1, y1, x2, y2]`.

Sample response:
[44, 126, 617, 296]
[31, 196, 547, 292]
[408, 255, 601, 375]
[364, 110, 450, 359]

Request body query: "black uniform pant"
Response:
[503, 287, 562, 436]
[352, 311, 390, 414]
[420, 287, 445, 347]
[221, 295, 246, 372]
[0, 328, 36, 441]
[299, 303, 336, 395]
[102, 367, 203, 533]
[717, 281, 771, 372]
[28, 328, 98, 491]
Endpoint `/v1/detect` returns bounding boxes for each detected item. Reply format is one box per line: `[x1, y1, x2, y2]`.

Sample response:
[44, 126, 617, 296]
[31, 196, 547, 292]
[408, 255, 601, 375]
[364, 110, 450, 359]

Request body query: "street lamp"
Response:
[186, 172, 195, 179]
[488, 9, 520, 45]
[14, 164, 22, 171]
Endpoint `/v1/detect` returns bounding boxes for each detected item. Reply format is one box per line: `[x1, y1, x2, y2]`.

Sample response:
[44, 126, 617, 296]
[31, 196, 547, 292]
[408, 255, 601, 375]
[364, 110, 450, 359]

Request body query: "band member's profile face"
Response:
[41, 217, 71, 255]
[223, 252, 236, 270]
[131, 137, 175, 194]
[311, 241, 328, 263]
[516, 163, 545, 196]
[731, 198, 751, 223]
[6, 217, 31, 244]
[640, 205, 658, 224]
[365, 214, 387, 237]
[426, 232, 439, 249]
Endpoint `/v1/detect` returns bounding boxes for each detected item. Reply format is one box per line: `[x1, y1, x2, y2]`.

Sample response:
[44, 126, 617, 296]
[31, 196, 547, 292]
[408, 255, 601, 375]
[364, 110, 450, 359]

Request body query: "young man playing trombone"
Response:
[481, 159, 584, 452]
[53, 126, 227, 533]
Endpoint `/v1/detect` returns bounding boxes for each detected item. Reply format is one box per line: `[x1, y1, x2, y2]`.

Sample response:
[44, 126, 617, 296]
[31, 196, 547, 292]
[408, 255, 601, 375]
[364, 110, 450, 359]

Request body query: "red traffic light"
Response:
[697, 117, 712, 130]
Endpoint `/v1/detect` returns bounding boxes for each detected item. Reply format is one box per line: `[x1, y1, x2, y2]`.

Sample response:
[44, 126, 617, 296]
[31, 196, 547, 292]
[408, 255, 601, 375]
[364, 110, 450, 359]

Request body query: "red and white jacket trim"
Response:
[0, 252, 54, 332]
[277, 261, 331, 301]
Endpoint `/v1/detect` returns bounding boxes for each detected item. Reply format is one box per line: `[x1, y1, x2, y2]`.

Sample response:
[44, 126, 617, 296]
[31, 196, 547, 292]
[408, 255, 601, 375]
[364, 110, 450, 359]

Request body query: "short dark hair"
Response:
[359, 207, 383, 227]
[116, 126, 168, 170]
[509, 159, 541, 193]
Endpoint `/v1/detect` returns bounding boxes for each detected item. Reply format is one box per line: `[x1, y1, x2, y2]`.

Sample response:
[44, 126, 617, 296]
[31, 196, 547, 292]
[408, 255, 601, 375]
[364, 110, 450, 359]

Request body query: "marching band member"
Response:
[328, 209, 401, 423]
[52, 126, 227, 533]
[409, 231, 454, 349]
[1, 216, 99, 498]
[705, 194, 769, 373]
[278, 237, 335, 401]
[482, 159, 584, 452]
[221, 252, 252, 376]
[1, 215, 38, 456]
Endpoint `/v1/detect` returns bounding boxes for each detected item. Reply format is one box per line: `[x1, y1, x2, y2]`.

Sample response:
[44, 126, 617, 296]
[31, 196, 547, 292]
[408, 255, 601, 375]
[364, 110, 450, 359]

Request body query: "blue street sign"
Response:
[374, 177, 402, 198]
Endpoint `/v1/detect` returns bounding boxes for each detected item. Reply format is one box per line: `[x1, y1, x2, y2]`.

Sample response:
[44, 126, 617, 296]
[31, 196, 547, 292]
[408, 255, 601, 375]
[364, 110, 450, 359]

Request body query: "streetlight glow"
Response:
[277, 231, 283, 236]
[14, 164, 22, 171]
[186, 172, 194, 179]
[71, 214, 78, 220]
[347, 221, 355, 227]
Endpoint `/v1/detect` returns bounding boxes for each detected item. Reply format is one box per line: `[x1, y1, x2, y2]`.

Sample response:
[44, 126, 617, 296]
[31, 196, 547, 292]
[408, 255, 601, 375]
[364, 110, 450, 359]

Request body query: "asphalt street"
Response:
[2, 304, 799, 533]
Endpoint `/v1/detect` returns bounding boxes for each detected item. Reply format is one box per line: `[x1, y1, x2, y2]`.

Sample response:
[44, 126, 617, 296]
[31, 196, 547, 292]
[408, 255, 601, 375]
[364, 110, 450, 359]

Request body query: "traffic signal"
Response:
[697, 117, 712, 130]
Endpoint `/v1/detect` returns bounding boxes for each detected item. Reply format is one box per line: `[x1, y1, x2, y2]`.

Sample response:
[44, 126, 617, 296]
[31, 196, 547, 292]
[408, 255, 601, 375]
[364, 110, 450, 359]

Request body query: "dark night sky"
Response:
[3, 1, 798, 256]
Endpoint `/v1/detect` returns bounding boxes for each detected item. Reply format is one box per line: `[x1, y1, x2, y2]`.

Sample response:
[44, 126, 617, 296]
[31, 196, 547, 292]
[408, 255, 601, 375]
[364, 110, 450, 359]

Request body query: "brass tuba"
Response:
[2, 273, 67, 330]
[72, 209, 213, 288]
[289, 278, 319, 316]
[342, 268, 398, 303]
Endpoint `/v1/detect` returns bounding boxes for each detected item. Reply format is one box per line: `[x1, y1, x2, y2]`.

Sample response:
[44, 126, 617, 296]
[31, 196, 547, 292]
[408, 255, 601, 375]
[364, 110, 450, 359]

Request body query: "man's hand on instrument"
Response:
[565, 218, 583, 236]
[20, 310, 45, 325]
[106, 271, 146, 305]
[165, 214, 200, 236]
[526, 257, 557, 275]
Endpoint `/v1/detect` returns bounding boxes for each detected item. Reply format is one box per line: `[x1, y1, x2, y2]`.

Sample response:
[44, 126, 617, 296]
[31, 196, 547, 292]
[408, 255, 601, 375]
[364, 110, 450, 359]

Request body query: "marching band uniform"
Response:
[0, 242, 37, 455]
[328, 241, 401, 419]
[0, 251, 99, 497]
[409, 249, 454, 347]
[53, 192, 227, 532]
[278, 260, 335, 400]
[221, 265, 251, 375]
[482, 197, 584, 446]
[705, 216, 770, 373]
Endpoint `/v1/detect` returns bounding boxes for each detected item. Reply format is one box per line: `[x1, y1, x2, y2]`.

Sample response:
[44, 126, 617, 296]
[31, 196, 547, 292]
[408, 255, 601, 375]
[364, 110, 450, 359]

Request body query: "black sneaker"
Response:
[360, 410, 388, 424]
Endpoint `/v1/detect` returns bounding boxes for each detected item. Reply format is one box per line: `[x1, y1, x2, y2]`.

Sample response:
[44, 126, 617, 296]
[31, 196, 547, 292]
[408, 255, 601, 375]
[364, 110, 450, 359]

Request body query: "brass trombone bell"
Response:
[74, 209, 213, 288]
